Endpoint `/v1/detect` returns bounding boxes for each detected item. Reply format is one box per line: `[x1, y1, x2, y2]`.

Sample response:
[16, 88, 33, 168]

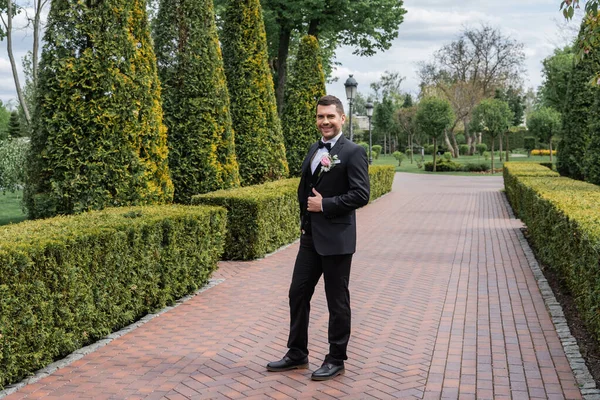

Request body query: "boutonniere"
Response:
[319, 154, 340, 176]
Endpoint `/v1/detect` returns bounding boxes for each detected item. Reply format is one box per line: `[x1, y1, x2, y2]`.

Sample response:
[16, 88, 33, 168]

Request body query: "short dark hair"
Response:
[317, 95, 345, 115]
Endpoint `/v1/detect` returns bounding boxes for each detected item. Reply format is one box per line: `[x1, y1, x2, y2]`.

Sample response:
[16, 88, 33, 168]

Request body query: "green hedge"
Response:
[192, 166, 396, 261]
[192, 179, 300, 260]
[504, 162, 600, 342]
[0, 205, 226, 388]
[369, 165, 395, 201]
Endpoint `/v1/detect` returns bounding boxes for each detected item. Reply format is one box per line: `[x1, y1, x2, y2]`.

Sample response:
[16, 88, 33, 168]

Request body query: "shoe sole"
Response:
[266, 363, 309, 372]
[310, 369, 345, 381]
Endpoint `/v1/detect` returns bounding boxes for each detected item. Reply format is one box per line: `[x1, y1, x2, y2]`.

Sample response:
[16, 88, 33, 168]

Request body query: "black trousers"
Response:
[286, 233, 353, 365]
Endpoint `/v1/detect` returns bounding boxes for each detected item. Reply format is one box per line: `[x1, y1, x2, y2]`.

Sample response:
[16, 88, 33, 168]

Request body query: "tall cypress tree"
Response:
[154, 0, 240, 203]
[584, 92, 600, 184]
[221, 0, 289, 186]
[281, 35, 326, 177]
[25, 0, 173, 218]
[557, 19, 598, 180]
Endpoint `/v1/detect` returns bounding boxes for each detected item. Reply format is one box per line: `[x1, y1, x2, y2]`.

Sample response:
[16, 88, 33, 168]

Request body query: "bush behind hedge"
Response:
[504, 162, 600, 343]
[0, 205, 227, 388]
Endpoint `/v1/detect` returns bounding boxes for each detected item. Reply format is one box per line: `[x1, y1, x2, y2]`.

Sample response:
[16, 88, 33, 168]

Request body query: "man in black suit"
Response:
[267, 95, 370, 381]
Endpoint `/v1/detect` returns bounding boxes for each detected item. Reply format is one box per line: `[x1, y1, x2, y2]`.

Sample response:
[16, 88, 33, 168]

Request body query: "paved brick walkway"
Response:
[4, 173, 585, 399]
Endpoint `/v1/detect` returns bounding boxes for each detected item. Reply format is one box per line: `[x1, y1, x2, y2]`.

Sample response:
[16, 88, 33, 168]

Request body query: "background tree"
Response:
[396, 105, 417, 163]
[215, 0, 406, 112]
[0, 101, 10, 140]
[584, 93, 600, 184]
[154, 0, 240, 204]
[25, 0, 174, 219]
[494, 87, 525, 161]
[372, 97, 398, 154]
[418, 24, 526, 156]
[281, 35, 326, 177]
[415, 96, 454, 172]
[557, 19, 598, 180]
[221, 0, 288, 186]
[470, 99, 513, 173]
[527, 107, 561, 163]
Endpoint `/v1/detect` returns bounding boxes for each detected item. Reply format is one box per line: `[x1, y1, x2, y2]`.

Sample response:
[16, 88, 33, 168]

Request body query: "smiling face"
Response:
[316, 104, 346, 141]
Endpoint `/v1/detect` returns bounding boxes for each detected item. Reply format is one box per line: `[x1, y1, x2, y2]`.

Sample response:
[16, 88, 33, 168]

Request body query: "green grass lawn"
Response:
[372, 153, 555, 175]
[0, 190, 27, 226]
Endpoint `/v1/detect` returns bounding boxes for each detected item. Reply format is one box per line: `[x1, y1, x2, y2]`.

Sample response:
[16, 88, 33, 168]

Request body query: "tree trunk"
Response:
[444, 130, 454, 157]
[275, 26, 291, 115]
[505, 133, 510, 162]
[451, 132, 459, 157]
[3, 2, 31, 125]
[32, 0, 44, 87]
[549, 140, 553, 163]
[433, 138, 438, 172]
[499, 132, 503, 162]
[409, 134, 414, 163]
[491, 137, 495, 174]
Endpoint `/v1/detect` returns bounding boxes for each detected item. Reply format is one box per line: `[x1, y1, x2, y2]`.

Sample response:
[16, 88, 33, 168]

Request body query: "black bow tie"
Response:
[318, 141, 332, 151]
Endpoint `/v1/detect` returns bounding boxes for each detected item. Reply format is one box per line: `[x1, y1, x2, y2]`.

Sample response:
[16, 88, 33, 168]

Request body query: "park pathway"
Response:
[3, 173, 588, 399]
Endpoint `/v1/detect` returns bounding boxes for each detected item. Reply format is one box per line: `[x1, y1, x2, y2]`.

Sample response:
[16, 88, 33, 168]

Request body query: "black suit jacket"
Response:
[298, 134, 370, 256]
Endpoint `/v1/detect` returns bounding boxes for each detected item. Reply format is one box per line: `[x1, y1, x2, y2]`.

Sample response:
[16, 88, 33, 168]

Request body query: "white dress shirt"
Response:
[311, 132, 342, 174]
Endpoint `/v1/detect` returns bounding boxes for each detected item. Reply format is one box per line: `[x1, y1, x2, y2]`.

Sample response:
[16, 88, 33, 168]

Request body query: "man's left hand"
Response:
[307, 188, 323, 212]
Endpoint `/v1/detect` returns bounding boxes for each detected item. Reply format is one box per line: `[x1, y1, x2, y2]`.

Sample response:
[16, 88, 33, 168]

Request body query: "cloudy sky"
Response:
[326, 0, 583, 107]
[0, 1, 583, 108]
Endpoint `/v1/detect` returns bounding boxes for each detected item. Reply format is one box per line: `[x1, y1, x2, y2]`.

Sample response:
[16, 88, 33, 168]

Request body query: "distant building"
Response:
[354, 115, 370, 131]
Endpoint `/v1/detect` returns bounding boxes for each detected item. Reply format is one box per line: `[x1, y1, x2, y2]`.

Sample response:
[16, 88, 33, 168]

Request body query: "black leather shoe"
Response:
[311, 362, 345, 381]
[266, 356, 309, 372]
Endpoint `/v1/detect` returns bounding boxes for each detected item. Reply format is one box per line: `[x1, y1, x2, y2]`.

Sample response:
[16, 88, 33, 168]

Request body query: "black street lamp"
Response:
[344, 75, 358, 141]
[365, 102, 374, 165]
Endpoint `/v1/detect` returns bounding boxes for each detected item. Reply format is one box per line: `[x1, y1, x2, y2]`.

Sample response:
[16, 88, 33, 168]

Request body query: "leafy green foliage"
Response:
[471, 99, 513, 171]
[584, 91, 600, 184]
[0, 102, 11, 140]
[221, 0, 289, 186]
[0, 204, 227, 388]
[476, 143, 488, 156]
[372, 145, 382, 159]
[24, 0, 173, 219]
[557, 20, 599, 180]
[524, 137, 536, 154]
[153, 0, 240, 203]
[538, 46, 574, 111]
[392, 151, 406, 166]
[494, 87, 526, 126]
[368, 165, 395, 201]
[0, 138, 28, 193]
[281, 35, 325, 177]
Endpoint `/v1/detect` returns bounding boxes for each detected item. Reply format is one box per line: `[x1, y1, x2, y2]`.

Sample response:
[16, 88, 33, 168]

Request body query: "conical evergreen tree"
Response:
[153, 0, 240, 204]
[281, 35, 326, 177]
[8, 111, 21, 138]
[584, 91, 600, 184]
[221, 0, 288, 186]
[25, 0, 173, 218]
[557, 18, 599, 180]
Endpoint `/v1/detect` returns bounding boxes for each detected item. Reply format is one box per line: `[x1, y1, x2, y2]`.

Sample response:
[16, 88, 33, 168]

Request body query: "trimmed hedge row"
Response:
[192, 165, 396, 260]
[504, 162, 600, 341]
[0, 205, 227, 388]
[369, 165, 395, 201]
[192, 179, 300, 261]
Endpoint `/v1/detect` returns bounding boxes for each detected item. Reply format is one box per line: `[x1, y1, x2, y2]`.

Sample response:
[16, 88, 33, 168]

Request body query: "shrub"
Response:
[416, 161, 423, 169]
[483, 151, 490, 160]
[424, 160, 461, 172]
[0, 204, 227, 387]
[461, 162, 490, 172]
[456, 133, 466, 144]
[530, 149, 557, 156]
[392, 151, 406, 166]
[442, 152, 452, 161]
[221, 0, 289, 186]
[0, 138, 28, 193]
[503, 161, 600, 344]
[358, 142, 369, 154]
[476, 143, 488, 156]
[425, 144, 435, 155]
[369, 165, 395, 201]
[405, 148, 413, 156]
[153, 0, 240, 203]
[281, 35, 326, 177]
[25, 0, 174, 219]
[192, 179, 300, 260]
[372, 145, 382, 159]
[459, 144, 470, 155]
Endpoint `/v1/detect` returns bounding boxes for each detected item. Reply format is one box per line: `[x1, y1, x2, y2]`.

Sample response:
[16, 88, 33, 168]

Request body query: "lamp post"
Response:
[365, 102, 374, 165]
[344, 75, 358, 141]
